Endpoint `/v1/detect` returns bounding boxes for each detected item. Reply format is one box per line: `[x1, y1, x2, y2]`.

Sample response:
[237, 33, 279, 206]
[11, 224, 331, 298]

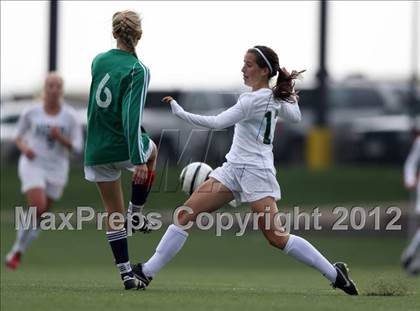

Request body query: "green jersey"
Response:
[84, 49, 150, 165]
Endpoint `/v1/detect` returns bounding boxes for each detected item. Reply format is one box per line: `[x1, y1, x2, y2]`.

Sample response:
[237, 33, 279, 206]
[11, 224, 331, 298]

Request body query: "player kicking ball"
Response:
[131, 46, 358, 295]
[84, 10, 157, 290]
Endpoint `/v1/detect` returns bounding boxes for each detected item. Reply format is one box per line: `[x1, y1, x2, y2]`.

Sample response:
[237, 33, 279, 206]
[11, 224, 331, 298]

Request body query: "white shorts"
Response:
[209, 162, 281, 204]
[84, 140, 155, 183]
[18, 158, 66, 200]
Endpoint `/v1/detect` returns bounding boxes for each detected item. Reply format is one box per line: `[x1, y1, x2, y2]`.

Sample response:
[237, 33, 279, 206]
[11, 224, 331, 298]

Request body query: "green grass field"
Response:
[1, 162, 418, 310]
[1, 226, 420, 311]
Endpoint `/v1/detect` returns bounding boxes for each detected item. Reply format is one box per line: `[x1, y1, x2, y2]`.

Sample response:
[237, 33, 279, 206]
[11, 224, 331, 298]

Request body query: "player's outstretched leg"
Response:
[139, 223, 189, 286]
[250, 197, 358, 295]
[137, 178, 234, 287]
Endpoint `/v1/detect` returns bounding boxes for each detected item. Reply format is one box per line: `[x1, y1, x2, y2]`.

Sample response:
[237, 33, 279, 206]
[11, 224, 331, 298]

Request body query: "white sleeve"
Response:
[68, 111, 84, 153]
[169, 99, 248, 129]
[404, 137, 420, 187]
[277, 100, 301, 123]
[15, 109, 31, 138]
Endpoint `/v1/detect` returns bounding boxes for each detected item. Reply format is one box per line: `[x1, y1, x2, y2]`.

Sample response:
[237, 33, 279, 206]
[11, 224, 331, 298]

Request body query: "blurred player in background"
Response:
[131, 46, 358, 295]
[84, 10, 157, 290]
[5, 72, 83, 270]
[402, 136, 420, 275]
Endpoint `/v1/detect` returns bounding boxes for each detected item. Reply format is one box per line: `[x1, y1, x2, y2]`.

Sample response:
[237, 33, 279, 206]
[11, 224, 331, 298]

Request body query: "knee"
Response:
[26, 191, 47, 210]
[267, 233, 289, 250]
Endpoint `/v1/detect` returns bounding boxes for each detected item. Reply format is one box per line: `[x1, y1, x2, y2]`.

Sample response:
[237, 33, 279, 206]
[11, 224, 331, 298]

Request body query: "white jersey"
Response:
[16, 103, 83, 184]
[170, 88, 301, 171]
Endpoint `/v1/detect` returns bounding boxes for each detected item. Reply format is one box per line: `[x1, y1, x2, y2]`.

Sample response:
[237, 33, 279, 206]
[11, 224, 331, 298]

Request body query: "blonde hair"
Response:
[112, 10, 142, 54]
[42, 71, 64, 103]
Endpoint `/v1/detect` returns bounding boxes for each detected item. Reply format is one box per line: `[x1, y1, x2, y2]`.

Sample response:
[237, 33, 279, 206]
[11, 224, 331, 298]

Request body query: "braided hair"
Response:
[112, 10, 142, 57]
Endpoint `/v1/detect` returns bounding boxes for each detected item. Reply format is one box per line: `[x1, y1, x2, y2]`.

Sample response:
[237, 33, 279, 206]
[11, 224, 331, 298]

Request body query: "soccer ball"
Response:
[180, 162, 213, 195]
[179, 162, 238, 207]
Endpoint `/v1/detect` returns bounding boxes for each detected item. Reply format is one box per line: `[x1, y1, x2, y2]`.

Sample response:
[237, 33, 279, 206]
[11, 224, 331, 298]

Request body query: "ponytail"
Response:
[249, 46, 305, 103]
[272, 68, 305, 103]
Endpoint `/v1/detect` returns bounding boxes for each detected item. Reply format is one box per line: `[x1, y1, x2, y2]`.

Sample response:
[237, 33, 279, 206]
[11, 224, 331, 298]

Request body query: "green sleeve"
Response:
[122, 62, 150, 165]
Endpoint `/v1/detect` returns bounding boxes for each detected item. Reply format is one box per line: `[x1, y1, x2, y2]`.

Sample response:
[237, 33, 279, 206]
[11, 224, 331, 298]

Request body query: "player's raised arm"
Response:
[162, 96, 248, 129]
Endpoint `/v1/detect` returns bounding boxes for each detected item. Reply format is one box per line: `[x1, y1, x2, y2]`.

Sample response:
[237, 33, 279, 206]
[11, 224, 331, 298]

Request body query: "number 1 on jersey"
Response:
[263, 110, 278, 145]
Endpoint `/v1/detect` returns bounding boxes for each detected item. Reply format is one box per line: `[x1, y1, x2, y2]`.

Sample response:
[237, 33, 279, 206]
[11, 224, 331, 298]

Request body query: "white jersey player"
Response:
[17, 103, 83, 194]
[169, 87, 300, 203]
[129, 46, 359, 295]
[401, 136, 420, 275]
[5, 73, 83, 270]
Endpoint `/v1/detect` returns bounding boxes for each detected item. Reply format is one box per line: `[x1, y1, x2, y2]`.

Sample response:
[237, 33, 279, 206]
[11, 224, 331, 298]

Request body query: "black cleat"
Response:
[332, 262, 359, 295]
[122, 273, 145, 290]
[132, 263, 153, 288]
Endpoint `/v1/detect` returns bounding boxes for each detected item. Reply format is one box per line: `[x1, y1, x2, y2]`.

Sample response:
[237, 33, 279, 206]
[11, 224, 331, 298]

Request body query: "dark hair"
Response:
[248, 45, 305, 102]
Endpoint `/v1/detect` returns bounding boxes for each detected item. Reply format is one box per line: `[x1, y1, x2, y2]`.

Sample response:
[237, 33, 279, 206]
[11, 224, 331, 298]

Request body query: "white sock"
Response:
[20, 226, 40, 253]
[10, 225, 27, 254]
[12, 226, 40, 254]
[143, 224, 189, 278]
[117, 262, 132, 275]
[284, 234, 337, 283]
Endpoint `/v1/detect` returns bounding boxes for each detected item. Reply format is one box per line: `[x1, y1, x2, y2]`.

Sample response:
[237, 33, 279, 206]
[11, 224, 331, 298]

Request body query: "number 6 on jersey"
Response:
[96, 73, 112, 108]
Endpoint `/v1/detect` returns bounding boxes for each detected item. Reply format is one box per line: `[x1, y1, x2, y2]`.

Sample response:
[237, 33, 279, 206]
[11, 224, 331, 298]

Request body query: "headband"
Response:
[253, 47, 273, 75]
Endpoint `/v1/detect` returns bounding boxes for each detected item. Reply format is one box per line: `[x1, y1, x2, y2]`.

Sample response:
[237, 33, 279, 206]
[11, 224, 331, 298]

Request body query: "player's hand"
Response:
[133, 164, 148, 184]
[24, 148, 35, 160]
[162, 96, 174, 104]
[49, 126, 62, 140]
